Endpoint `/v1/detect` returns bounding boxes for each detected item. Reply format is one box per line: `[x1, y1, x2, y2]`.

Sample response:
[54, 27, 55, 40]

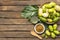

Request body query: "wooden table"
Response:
[0, 0, 60, 40]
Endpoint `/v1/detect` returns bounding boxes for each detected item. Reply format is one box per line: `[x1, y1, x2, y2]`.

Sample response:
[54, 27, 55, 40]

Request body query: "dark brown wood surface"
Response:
[0, 0, 60, 40]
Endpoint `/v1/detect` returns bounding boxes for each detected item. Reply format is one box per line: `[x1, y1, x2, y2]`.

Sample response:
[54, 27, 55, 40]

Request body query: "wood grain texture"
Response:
[0, 32, 59, 38]
[57, 20, 60, 25]
[0, 25, 34, 31]
[0, 12, 22, 18]
[0, 38, 39, 40]
[55, 38, 60, 40]
[0, 6, 24, 12]
[0, 32, 33, 37]
[0, 1, 41, 6]
[57, 25, 60, 31]
[0, 38, 55, 40]
[0, 19, 31, 24]
[0, 25, 60, 31]
[0, 19, 59, 24]
[0, 0, 31, 1]
[0, 0, 60, 6]
[0, 0, 60, 40]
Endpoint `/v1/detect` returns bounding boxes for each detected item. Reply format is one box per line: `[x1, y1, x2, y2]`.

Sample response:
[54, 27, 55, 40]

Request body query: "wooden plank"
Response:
[57, 20, 60, 25]
[0, 32, 33, 37]
[0, 12, 22, 18]
[0, 19, 31, 24]
[0, 0, 31, 1]
[0, 0, 54, 1]
[0, 1, 42, 6]
[42, 38, 54, 40]
[0, 19, 59, 24]
[0, 32, 59, 38]
[0, 38, 55, 40]
[0, 38, 39, 40]
[0, 0, 59, 6]
[55, 0, 60, 3]
[57, 25, 60, 31]
[0, 32, 56, 40]
[0, 25, 60, 31]
[55, 38, 60, 40]
[0, 18, 59, 24]
[0, 6, 2, 10]
[0, 24, 34, 31]
[0, 6, 24, 12]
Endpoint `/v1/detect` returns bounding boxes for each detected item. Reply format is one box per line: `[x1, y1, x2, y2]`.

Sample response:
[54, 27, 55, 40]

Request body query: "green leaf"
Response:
[21, 5, 38, 19]
[30, 16, 39, 24]
[24, 6, 37, 11]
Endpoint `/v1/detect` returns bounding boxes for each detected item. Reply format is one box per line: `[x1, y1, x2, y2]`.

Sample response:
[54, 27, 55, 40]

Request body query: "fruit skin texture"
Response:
[39, 17, 47, 22]
[48, 8, 55, 13]
[38, 8, 43, 16]
[54, 30, 60, 35]
[42, 13, 49, 17]
[53, 24, 57, 30]
[53, 17, 59, 22]
[42, 34, 45, 37]
[45, 35, 48, 39]
[47, 19, 53, 23]
[44, 4, 52, 9]
[55, 5, 60, 11]
[49, 25, 53, 31]
[42, 7, 46, 13]
[51, 32, 56, 38]
[49, 2, 56, 7]
[56, 12, 60, 17]
[45, 30, 50, 36]
[42, 6, 46, 13]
